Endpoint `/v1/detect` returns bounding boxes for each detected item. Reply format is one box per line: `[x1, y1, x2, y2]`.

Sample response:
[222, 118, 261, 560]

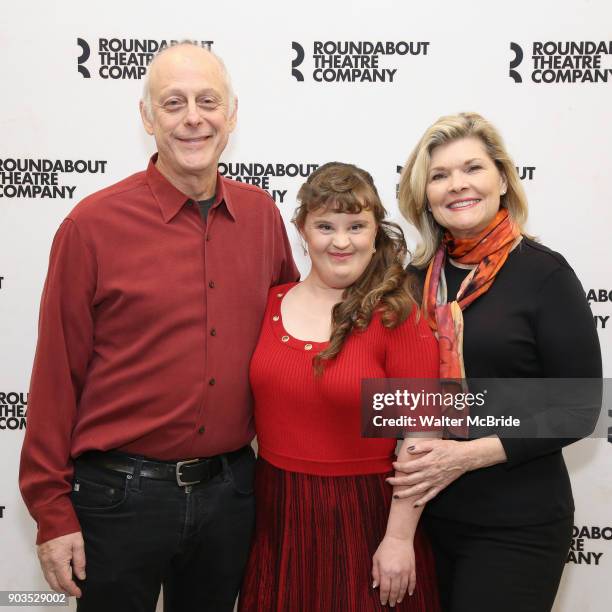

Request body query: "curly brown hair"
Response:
[293, 162, 418, 374]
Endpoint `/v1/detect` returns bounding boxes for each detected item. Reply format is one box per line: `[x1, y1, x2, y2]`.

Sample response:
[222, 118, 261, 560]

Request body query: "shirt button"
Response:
[209, 378, 216, 386]
[186, 200, 193, 206]
[272, 315, 280, 322]
[304, 343, 313, 351]
[209, 280, 215, 288]
[281, 335, 289, 342]
[210, 328, 216, 336]
[277, 292, 284, 298]
[198, 426, 205, 434]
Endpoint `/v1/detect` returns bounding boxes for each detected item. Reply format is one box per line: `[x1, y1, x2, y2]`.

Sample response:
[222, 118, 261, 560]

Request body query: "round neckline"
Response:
[270, 285, 330, 352]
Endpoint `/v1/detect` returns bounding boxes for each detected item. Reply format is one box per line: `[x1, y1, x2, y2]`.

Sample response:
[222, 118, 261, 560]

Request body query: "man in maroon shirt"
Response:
[19, 42, 299, 611]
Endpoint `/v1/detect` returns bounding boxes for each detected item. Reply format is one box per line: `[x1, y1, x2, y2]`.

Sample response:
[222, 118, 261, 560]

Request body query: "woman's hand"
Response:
[387, 438, 507, 505]
[387, 439, 472, 505]
[372, 535, 415, 607]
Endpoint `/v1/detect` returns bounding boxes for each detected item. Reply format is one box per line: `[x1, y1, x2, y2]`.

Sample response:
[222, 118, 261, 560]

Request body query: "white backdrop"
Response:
[1, 0, 610, 610]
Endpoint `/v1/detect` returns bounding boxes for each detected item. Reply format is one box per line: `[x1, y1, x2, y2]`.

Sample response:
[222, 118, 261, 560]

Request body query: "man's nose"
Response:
[184, 99, 203, 126]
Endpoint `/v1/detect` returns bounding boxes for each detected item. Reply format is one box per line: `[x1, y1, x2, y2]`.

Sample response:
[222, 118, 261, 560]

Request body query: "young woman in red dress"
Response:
[239, 162, 440, 611]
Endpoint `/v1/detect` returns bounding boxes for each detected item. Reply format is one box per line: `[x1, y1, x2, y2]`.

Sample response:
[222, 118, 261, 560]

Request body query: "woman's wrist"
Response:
[465, 436, 508, 471]
[385, 496, 419, 542]
[383, 529, 415, 543]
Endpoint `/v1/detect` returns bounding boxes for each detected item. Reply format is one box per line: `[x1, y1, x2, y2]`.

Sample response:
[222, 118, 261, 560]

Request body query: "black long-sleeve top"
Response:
[423, 238, 602, 525]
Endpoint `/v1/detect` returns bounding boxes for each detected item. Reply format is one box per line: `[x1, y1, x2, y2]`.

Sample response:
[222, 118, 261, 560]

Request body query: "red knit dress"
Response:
[239, 283, 441, 611]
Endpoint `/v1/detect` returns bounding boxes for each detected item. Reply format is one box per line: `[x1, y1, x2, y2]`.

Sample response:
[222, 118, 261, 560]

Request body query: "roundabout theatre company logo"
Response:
[77, 37, 213, 79]
[586, 288, 610, 331]
[218, 162, 319, 204]
[509, 40, 612, 83]
[0, 391, 27, 431]
[567, 525, 611, 566]
[291, 40, 430, 83]
[0, 158, 107, 199]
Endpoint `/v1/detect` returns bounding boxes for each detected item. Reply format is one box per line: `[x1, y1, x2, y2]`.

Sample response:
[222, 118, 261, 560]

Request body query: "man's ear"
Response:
[228, 97, 238, 133]
[140, 100, 154, 135]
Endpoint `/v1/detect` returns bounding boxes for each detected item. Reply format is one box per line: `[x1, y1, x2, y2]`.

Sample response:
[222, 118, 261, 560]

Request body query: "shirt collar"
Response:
[146, 154, 236, 223]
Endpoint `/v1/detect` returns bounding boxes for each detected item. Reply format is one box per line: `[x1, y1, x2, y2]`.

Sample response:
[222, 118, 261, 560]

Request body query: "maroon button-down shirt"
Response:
[19, 157, 299, 544]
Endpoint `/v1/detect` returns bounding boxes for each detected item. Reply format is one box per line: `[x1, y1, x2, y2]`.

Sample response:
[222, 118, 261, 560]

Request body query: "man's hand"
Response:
[37, 531, 86, 597]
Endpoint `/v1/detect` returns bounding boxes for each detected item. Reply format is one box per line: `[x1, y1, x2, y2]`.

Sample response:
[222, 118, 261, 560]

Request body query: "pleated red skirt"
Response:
[239, 458, 440, 612]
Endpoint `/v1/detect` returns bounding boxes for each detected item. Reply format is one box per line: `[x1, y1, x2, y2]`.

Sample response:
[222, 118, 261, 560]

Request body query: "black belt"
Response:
[78, 446, 250, 487]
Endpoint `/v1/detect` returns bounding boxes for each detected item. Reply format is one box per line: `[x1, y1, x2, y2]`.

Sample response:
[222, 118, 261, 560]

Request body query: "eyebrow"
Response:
[158, 87, 223, 99]
[429, 158, 485, 172]
[311, 215, 372, 223]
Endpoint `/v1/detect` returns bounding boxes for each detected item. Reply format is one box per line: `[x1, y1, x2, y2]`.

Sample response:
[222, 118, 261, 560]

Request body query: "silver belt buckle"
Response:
[176, 458, 201, 486]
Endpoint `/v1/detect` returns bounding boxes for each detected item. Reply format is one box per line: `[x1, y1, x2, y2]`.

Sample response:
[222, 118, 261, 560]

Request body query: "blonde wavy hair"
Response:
[294, 162, 418, 374]
[398, 112, 529, 268]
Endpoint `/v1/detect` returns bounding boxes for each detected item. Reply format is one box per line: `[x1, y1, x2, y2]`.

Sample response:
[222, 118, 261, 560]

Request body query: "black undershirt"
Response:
[197, 194, 216, 221]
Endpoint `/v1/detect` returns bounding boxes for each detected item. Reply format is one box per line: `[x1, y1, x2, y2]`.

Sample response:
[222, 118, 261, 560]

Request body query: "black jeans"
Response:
[72, 447, 256, 612]
[424, 514, 573, 612]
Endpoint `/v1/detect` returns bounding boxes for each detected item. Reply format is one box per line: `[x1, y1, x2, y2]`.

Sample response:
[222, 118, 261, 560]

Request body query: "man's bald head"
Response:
[141, 42, 236, 119]
[139, 41, 238, 197]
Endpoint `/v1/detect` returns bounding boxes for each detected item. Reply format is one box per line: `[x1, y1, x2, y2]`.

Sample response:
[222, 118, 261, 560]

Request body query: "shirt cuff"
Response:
[498, 437, 529, 469]
[34, 498, 81, 545]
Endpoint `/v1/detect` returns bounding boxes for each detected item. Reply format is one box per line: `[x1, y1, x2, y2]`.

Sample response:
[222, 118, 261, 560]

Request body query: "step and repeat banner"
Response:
[1, 1, 611, 610]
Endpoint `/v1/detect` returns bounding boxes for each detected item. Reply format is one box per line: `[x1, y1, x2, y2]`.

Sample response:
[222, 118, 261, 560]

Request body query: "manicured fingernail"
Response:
[410, 590, 414, 596]
[372, 581, 378, 589]
[414, 502, 421, 507]
[407, 445, 416, 450]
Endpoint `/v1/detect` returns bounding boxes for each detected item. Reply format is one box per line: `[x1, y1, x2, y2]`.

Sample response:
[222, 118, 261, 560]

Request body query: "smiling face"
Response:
[426, 137, 507, 239]
[301, 207, 377, 290]
[140, 45, 236, 187]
